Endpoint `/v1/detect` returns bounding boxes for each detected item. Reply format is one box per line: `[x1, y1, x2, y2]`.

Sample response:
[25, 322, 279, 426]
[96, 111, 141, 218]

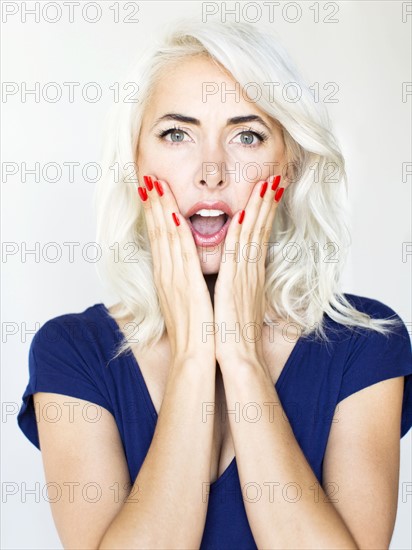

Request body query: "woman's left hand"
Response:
[214, 175, 285, 372]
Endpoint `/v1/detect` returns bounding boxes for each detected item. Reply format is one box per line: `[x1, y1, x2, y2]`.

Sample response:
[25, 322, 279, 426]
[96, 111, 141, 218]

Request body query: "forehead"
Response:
[147, 55, 264, 117]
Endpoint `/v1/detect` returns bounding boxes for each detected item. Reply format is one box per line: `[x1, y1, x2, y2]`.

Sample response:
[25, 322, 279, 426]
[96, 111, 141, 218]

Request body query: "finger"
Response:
[149, 176, 192, 276]
[139, 175, 205, 288]
[245, 174, 285, 280]
[240, 174, 281, 237]
[138, 175, 172, 282]
[254, 174, 284, 252]
[222, 174, 284, 280]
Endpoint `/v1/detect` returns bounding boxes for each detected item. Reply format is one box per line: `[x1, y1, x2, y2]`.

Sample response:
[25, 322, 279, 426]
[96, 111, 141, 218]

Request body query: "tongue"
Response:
[190, 214, 227, 235]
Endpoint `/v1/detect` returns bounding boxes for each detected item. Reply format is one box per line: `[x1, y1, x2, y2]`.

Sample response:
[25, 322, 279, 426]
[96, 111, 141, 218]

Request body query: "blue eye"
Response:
[155, 126, 268, 147]
[156, 126, 189, 143]
[165, 129, 185, 142]
[236, 130, 266, 146]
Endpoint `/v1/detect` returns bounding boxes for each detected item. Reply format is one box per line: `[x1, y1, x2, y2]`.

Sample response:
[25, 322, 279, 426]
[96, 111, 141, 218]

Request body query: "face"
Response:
[136, 55, 288, 274]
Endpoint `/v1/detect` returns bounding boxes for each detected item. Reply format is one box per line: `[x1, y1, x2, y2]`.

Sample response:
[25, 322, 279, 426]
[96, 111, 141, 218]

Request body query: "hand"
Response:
[138, 175, 215, 366]
[213, 175, 285, 371]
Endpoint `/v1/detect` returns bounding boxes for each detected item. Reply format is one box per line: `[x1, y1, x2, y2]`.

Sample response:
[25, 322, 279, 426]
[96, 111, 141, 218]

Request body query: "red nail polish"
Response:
[137, 186, 148, 202]
[238, 210, 245, 224]
[154, 180, 164, 197]
[143, 175, 153, 191]
[260, 181, 268, 198]
[271, 175, 281, 191]
[274, 187, 284, 202]
[172, 212, 180, 227]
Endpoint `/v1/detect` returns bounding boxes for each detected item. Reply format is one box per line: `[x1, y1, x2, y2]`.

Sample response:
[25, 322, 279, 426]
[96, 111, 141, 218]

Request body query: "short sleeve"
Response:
[337, 307, 412, 438]
[17, 316, 115, 450]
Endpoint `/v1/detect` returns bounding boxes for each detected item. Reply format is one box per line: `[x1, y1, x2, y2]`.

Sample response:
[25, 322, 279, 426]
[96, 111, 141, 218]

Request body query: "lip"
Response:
[186, 215, 231, 247]
[185, 200, 234, 219]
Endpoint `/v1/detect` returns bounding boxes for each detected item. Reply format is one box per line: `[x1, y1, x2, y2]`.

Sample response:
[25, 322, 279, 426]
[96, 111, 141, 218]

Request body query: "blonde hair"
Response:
[94, 18, 402, 359]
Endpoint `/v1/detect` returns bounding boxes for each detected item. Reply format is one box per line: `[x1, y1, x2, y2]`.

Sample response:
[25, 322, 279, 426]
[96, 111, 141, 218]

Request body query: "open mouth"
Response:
[187, 213, 231, 247]
[188, 213, 229, 235]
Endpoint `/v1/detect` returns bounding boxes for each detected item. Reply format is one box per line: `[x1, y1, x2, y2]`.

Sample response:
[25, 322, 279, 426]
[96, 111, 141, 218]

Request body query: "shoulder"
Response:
[321, 298, 411, 548]
[18, 304, 118, 451]
[35, 302, 107, 330]
[32, 303, 109, 350]
[337, 292, 411, 362]
[333, 294, 412, 437]
[325, 292, 411, 347]
[28, 302, 121, 375]
[342, 292, 404, 320]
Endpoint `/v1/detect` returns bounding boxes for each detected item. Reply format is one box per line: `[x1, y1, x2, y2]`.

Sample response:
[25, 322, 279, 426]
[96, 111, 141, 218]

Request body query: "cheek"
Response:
[136, 139, 169, 171]
[167, 182, 186, 203]
[239, 183, 256, 204]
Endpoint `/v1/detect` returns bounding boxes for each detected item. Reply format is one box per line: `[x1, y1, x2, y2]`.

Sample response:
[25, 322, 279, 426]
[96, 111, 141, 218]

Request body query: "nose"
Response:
[195, 141, 228, 190]
[198, 174, 224, 188]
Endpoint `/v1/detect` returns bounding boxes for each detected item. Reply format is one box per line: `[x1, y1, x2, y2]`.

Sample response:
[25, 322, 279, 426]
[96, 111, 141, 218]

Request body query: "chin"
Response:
[198, 248, 222, 274]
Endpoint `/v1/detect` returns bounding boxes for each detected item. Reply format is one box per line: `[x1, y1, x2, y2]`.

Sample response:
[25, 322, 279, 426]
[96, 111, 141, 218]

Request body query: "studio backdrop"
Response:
[2, 1, 411, 549]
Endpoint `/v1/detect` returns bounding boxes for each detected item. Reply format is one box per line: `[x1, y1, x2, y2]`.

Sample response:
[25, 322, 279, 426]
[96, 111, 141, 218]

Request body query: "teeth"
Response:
[194, 209, 225, 217]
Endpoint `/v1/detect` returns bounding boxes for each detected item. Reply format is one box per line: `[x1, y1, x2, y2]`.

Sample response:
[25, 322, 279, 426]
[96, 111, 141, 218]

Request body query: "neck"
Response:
[204, 272, 218, 308]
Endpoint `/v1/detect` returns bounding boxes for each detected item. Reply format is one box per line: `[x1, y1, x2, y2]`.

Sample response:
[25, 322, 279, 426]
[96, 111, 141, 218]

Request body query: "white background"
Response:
[2, 1, 411, 548]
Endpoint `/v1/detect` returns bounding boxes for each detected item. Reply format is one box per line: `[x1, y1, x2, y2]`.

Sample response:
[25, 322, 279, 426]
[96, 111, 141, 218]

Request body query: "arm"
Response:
[33, 391, 131, 550]
[98, 355, 216, 549]
[34, 355, 216, 550]
[219, 359, 403, 549]
[96, 175, 217, 547]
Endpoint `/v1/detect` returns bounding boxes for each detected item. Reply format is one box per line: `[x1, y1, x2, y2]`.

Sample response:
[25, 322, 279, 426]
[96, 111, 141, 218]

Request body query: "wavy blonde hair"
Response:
[94, 18, 402, 359]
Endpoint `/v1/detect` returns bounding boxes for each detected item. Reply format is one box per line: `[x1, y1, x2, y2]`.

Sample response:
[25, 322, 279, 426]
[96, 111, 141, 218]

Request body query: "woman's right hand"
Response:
[137, 175, 216, 365]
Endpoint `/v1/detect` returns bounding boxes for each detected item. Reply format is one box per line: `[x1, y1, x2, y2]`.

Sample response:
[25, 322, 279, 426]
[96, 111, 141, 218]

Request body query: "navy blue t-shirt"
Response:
[17, 293, 412, 549]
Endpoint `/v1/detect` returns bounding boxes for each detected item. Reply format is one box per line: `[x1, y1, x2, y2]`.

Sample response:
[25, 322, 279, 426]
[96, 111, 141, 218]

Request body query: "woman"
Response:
[17, 19, 412, 549]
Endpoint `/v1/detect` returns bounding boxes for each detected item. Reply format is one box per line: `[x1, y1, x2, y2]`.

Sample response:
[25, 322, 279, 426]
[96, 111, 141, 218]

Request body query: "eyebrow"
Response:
[151, 113, 272, 133]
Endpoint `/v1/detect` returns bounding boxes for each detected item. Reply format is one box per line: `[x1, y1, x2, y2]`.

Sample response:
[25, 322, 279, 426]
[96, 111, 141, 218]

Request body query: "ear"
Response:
[278, 154, 297, 191]
[277, 124, 302, 190]
[282, 163, 296, 190]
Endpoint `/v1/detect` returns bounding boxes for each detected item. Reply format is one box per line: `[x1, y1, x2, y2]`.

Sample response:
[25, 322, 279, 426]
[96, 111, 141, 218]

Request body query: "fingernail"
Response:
[271, 175, 281, 191]
[154, 180, 164, 197]
[137, 186, 148, 202]
[274, 187, 284, 202]
[238, 210, 245, 224]
[260, 181, 268, 198]
[172, 212, 180, 227]
[143, 175, 153, 191]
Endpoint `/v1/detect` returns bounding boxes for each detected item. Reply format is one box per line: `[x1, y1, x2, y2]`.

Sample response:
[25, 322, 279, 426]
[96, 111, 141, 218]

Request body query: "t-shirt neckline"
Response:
[96, 302, 307, 489]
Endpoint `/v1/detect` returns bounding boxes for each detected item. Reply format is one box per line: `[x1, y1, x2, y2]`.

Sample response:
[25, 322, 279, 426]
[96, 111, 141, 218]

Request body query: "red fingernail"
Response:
[143, 175, 153, 191]
[137, 186, 148, 202]
[172, 212, 180, 227]
[238, 210, 245, 224]
[271, 175, 281, 191]
[260, 181, 268, 198]
[154, 180, 164, 197]
[274, 187, 284, 202]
